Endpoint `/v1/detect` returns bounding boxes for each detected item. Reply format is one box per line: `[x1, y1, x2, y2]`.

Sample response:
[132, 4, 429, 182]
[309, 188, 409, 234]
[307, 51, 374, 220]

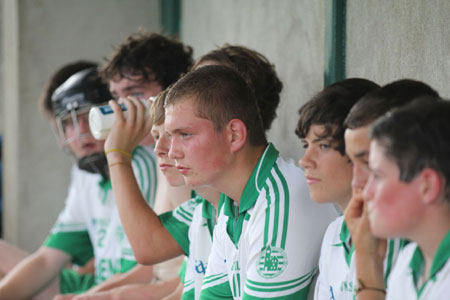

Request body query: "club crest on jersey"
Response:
[257, 245, 288, 278]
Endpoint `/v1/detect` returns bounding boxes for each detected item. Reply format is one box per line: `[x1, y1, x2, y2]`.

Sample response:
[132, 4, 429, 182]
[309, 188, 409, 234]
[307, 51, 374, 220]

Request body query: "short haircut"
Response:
[150, 87, 170, 126]
[371, 97, 450, 201]
[165, 65, 267, 146]
[39, 61, 98, 119]
[345, 79, 439, 129]
[194, 45, 283, 131]
[100, 32, 194, 89]
[295, 78, 379, 155]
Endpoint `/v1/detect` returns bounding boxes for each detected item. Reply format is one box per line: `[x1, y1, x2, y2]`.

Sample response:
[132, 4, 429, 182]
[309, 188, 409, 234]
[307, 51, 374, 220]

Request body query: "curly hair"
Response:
[100, 32, 194, 89]
[194, 45, 283, 131]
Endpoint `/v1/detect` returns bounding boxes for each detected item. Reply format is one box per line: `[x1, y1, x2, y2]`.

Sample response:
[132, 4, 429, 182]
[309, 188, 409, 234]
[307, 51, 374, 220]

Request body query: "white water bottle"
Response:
[89, 98, 153, 140]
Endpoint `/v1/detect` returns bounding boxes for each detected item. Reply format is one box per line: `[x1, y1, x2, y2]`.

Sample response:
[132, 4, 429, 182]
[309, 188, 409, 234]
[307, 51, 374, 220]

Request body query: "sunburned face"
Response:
[151, 123, 185, 187]
[165, 98, 231, 188]
[363, 140, 424, 239]
[299, 124, 353, 209]
[345, 125, 371, 192]
[109, 75, 162, 101]
[63, 111, 105, 159]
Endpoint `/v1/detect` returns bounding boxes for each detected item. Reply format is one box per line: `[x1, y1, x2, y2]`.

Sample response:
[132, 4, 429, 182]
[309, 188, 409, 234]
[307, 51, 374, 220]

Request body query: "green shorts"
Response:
[59, 268, 95, 294]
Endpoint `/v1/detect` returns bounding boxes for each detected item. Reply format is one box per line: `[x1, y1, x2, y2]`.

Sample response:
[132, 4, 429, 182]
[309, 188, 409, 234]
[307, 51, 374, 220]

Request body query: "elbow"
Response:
[133, 250, 155, 265]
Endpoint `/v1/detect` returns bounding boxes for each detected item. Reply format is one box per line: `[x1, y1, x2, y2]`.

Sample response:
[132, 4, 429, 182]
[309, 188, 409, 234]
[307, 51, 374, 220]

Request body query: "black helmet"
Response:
[51, 67, 111, 118]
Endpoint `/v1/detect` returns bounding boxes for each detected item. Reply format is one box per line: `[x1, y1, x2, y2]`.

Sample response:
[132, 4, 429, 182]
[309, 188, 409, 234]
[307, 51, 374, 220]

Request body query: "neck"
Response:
[194, 186, 221, 210]
[412, 204, 450, 274]
[216, 144, 266, 204]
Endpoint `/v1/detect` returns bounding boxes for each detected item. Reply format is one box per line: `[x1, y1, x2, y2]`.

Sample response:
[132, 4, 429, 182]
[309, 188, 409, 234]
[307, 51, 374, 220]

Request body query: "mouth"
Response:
[176, 165, 190, 175]
[305, 176, 320, 185]
[159, 163, 174, 171]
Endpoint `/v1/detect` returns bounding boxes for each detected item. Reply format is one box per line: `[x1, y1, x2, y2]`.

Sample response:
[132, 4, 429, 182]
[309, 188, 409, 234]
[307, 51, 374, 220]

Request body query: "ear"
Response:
[419, 168, 443, 205]
[226, 119, 247, 153]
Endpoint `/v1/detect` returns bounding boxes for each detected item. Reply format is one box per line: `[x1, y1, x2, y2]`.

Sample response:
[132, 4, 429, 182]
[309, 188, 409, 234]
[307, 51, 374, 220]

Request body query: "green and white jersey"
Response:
[200, 143, 339, 300]
[160, 195, 216, 300]
[387, 230, 450, 300]
[314, 216, 403, 300]
[44, 146, 157, 284]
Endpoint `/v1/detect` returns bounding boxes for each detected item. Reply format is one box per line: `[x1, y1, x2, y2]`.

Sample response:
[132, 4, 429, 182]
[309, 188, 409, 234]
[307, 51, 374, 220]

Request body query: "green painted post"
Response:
[160, 0, 181, 37]
[324, 0, 346, 87]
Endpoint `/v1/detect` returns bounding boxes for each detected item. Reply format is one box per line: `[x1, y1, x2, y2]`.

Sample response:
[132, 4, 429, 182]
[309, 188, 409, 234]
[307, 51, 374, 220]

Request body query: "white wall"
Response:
[182, 0, 325, 162]
[2, 0, 160, 251]
[346, 0, 450, 97]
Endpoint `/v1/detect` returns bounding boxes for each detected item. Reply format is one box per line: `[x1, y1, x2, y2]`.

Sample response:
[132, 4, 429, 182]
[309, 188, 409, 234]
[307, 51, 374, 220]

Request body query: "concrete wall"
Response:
[2, 0, 449, 251]
[346, 0, 450, 97]
[1, 0, 160, 251]
[181, 0, 325, 162]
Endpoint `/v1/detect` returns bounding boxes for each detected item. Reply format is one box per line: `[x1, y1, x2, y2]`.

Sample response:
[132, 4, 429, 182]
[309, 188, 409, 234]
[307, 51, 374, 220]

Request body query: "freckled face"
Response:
[165, 98, 231, 188]
[151, 124, 185, 187]
[363, 140, 424, 239]
[299, 125, 353, 209]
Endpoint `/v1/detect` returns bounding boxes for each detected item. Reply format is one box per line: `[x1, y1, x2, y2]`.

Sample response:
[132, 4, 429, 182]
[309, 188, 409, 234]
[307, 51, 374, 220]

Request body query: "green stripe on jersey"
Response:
[132, 146, 157, 207]
[200, 280, 232, 300]
[246, 268, 315, 292]
[274, 164, 290, 249]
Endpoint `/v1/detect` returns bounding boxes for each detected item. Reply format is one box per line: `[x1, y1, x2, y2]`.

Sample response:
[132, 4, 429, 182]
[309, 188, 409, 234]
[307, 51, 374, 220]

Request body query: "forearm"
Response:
[355, 253, 386, 300]
[74, 277, 181, 300]
[0, 247, 68, 300]
[108, 157, 182, 264]
[88, 265, 154, 293]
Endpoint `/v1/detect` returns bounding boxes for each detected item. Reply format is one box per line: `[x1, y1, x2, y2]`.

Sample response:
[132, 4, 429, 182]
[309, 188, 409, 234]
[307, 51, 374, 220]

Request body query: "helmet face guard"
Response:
[51, 67, 112, 175]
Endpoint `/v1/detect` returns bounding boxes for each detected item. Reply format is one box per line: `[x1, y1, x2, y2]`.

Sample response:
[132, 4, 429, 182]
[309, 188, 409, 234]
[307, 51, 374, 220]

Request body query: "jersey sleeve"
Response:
[131, 146, 158, 207]
[160, 197, 202, 255]
[44, 166, 94, 266]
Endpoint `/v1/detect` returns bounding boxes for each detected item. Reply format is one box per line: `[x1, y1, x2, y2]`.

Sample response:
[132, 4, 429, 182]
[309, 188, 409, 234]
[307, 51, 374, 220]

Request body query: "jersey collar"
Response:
[201, 198, 216, 237]
[333, 219, 354, 267]
[222, 143, 279, 245]
[410, 229, 450, 295]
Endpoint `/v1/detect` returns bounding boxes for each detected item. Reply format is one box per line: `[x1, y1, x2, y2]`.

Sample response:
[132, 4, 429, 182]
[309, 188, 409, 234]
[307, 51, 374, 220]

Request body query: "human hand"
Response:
[104, 97, 153, 159]
[345, 188, 387, 259]
[53, 293, 77, 300]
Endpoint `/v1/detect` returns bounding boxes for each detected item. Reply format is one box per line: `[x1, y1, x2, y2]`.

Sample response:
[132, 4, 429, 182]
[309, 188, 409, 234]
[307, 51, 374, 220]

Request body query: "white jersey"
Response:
[314, 216, 403, 300]
[387, 230, 450, 300]
[45, 146, 157, 284]
[160, 195, 215, 300]
[200, 143, 339, 300]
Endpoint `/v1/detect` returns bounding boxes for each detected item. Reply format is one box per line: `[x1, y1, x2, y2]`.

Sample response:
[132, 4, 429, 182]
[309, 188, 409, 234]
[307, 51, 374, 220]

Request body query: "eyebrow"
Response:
[354, 151, 369, 158]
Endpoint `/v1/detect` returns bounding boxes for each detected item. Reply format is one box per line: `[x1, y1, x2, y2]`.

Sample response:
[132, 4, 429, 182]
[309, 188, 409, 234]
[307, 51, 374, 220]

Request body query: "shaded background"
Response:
[1, 0, 449, 251]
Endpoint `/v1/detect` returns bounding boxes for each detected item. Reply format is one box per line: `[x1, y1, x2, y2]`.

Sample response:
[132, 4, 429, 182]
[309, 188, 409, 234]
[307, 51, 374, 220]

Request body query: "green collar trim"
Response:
[201, 198, 216, 238]
[333, 220, 354, 267]
[410, 229, 450, 296]
[223, 143, 278, 246]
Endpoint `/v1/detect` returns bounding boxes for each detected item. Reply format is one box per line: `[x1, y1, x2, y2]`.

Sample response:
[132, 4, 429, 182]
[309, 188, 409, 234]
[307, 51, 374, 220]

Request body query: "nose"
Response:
[352, 164, 368, 191]
[155, 134, 170, 158]
[299, 147, 316, 170]
[168, 136, 183, 160]
[362, 174, 374, 202]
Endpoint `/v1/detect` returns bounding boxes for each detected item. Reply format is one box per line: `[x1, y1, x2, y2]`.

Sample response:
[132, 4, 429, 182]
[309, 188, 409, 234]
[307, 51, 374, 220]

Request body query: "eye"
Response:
[151, 133, 160, 141]
[301, 141, 309, 149]
[319, 143, 331, 150]
[181, 132, 192, 139]
[131, 92, 145, 99]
